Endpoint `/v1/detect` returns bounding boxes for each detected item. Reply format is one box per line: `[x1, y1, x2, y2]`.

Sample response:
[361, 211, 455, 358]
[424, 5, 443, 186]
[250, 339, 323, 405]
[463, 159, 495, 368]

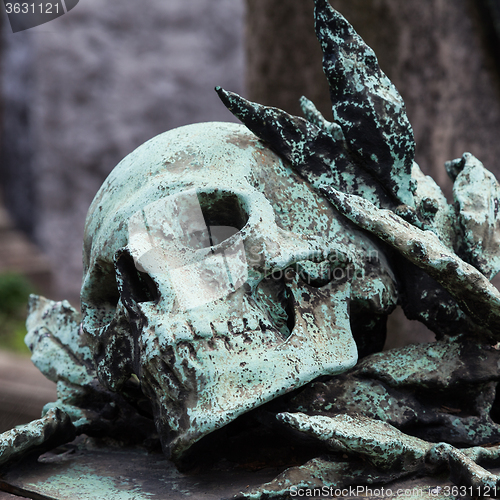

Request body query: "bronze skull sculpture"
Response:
[4, 0, 500, 498]
[79, 120, 396, 459]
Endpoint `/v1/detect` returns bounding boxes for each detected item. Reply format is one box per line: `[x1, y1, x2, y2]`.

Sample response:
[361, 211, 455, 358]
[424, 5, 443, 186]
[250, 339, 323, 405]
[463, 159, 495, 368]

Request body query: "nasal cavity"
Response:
[115, 250, 159, 305]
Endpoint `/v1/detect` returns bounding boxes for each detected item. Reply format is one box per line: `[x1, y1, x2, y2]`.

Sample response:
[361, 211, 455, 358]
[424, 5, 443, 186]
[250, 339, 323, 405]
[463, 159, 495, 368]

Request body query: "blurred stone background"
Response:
[1, 0, 246, 305]
[1, 0, 500, 423]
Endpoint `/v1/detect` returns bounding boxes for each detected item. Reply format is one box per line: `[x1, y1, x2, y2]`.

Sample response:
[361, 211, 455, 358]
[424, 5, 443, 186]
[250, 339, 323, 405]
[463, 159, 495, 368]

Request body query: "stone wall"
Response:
[1, 0, 245, 303]
[0, 26, 35, 237]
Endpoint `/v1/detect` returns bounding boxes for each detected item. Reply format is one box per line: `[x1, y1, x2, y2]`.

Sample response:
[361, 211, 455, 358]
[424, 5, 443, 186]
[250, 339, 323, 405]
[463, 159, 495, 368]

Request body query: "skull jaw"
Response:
[135, 280, 357, 463]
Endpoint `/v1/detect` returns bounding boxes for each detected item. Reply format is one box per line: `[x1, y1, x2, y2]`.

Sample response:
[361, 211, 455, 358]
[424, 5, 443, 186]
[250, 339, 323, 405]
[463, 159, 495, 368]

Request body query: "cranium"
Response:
[6, 2, 500, 497]
[80, 121, 397, 460]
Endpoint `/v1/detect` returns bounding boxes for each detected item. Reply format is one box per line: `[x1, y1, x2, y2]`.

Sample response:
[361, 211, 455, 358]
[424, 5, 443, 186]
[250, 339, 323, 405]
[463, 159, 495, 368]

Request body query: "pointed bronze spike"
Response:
[314, 0, 415, 207]
[299, 96, 345, 141]
[216, 86, 348, 171]
[321, 185, 500, 337]
[216, 86, 401, 209]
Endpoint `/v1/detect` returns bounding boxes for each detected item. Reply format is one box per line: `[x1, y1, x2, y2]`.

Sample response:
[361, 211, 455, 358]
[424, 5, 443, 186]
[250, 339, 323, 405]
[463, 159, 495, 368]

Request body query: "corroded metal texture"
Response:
[3, 0, 500, 498]
[24, 295, 157, 445]
[234, 413, 500, 499]
[314, 0, 415, 208]
[216, 0, 417, 211]
[289, 338, 500, 446]
[215, 0, 500, 494]
[5, 439, 499, 500]
[78, 121, 380, 460]
[324, 186, 500, 337]
[0, 409, 75, 468]
[447, 153, 500, 280]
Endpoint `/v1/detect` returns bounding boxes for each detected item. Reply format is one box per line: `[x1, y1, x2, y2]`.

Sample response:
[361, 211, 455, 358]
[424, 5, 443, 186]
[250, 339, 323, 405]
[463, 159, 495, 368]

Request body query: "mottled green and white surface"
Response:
[3, 0, 500, 498]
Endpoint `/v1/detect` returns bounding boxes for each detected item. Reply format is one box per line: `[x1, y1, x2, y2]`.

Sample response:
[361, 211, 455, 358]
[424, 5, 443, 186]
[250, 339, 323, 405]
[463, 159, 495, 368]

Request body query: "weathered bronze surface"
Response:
[4, 438, 499, 500]
[2, 0, 500, 498]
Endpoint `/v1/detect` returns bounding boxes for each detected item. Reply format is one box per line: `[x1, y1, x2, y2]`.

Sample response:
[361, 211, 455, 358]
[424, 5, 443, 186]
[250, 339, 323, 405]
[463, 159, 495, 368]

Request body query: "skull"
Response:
[81, 122, 397, 460]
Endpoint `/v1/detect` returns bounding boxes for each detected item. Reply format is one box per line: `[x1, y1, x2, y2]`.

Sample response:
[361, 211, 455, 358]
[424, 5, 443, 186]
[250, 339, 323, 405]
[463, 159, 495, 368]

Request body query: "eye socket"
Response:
[192, 190, 249, 248]
[207, 225, 240, 246]
[197, 190, 249, 230]
[81, 260, 120, 328]
[115, 250, 159, 307]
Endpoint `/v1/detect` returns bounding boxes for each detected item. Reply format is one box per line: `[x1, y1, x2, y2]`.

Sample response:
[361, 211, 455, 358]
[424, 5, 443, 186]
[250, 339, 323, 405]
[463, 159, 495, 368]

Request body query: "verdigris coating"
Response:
[78, 120, 402, 460]
[2, 0, 500, 498]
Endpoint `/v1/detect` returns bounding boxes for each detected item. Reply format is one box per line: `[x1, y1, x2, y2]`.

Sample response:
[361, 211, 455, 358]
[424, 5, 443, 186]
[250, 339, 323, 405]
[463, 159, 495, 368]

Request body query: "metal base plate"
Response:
[1, 439, 499, 500]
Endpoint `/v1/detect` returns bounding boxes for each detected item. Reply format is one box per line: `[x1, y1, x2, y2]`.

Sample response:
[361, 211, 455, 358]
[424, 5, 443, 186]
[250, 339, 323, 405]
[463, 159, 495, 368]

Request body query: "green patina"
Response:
[2, 0, 500, 498]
